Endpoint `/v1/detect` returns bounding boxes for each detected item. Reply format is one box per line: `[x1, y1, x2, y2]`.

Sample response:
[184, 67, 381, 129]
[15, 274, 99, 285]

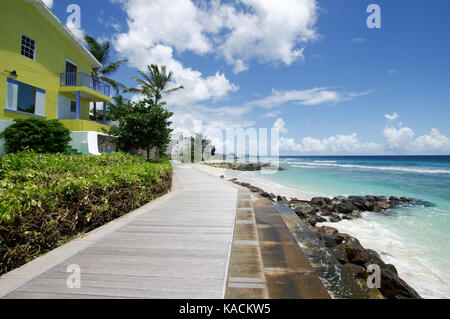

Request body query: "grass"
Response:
[0, 151, 172, 275]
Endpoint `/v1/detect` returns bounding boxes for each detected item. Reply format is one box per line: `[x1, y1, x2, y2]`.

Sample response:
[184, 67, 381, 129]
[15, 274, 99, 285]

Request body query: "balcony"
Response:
[60, 72, 110, 98]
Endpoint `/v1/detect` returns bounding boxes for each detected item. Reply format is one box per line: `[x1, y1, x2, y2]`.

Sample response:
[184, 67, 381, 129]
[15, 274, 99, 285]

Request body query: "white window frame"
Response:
[21, 34, 37, 60]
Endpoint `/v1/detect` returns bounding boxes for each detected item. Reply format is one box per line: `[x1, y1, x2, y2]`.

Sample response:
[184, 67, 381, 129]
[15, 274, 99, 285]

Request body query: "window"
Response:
[21, 35, 36, 60]
[70, 101, 77, 113]
[17, 82, 36, 114]
[5, 79, 46, 117]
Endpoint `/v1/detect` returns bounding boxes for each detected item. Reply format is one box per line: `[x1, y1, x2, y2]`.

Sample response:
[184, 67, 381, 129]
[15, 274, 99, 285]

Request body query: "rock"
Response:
[319, 234, 340, 247]
[220, 175, 225, 179]
[330, 248, 348, 264]
[348, 211, 361, 219]
[379, 268, 421, 299]
[335, 200, 356, 214]
[260, 192, 271, 198]
[388, 196, 400, 202]
[317, 226, 339, 235]
[342, 263, 367, 279]
[310, 197, 331, 207]
[318, 210, 333, 217]
[363, 200, 375, 211]
[269, 193, 276, 200]
[336, 237, 383, 267]
[376, 201, 393, 210]
[292, 202, 316, 215]
[328, 213, 342, 223]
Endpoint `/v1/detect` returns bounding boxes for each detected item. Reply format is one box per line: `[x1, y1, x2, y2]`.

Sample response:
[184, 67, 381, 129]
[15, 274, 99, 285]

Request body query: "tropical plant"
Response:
[0, 118, 71, 153]
[84, 35, 128, 117]
[0, 151, 172, 274]
[127, 64, 184, 104]
[107, 98, 174, 160]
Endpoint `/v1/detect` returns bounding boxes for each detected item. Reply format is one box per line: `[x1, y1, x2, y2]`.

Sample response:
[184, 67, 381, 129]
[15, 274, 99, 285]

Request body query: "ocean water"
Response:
[247, 156, 450, 299]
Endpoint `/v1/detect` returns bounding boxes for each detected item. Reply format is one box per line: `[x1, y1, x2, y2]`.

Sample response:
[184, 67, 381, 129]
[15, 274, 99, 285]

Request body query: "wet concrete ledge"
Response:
[226, 187, 330, 299]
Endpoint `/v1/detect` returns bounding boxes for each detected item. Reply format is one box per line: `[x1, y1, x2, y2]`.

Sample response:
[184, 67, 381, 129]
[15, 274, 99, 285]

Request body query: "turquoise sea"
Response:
[250, 156, 450, 298]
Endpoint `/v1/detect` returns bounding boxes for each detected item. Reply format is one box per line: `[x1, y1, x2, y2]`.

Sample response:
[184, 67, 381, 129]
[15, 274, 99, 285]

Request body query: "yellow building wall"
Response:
[0, 0, 108, 132]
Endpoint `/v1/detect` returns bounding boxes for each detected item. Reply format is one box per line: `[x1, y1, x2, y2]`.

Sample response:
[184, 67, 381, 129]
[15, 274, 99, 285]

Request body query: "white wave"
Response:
[289, 162, 450, 174]
[321, 216, 450, 299]
[314, 160, 338, 163]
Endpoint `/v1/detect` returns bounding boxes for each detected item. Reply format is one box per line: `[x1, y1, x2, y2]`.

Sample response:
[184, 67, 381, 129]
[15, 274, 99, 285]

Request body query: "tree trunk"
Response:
[93, 102, 97, 118]
[147, 145, 151, 160]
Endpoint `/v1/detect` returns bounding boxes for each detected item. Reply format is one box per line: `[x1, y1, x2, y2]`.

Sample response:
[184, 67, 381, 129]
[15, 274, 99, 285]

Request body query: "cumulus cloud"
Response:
[247, 88, 373, 109]
[215, 0, 319, 72]
[113, 0, 239, 106]
[112, 0, 319, 73]
[279, 133, 383, 154]
[273, 118, 288, 134]
[385, 112, 399, 121]
[383, 126, 450, 153]
[42, 0, 53, 8]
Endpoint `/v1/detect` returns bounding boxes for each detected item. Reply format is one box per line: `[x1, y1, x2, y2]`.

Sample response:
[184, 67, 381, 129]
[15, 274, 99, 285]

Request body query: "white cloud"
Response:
[383, 126, 415, 149]
[273, 118, 288, 134]
[279, 133, 383, 154]
[113, 0, 239, 106]
[112, 0, 319, 73]
[215, 0, 319, 72]
[280, 137, 304, 152]
[66, 21, 85, 43]
[385, 112, 399, 121]
[42, 0, 53, 9]
[383, 126, 450, 153]
[260, 110, 282, 119]
[248, 88, 372, 109]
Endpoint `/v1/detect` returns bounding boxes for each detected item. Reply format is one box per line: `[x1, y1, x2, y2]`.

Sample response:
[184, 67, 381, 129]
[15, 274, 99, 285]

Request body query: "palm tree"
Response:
[84, 35, 128, 117]
[127, 64, 184, 104]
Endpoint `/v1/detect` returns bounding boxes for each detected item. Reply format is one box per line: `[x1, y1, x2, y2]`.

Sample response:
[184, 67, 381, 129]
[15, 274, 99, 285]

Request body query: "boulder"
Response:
[376, 201, 393, 210]
[260, 192, 271, 198]
[310, 197, 331, 207]
[342, 263, 367, 279]
[379, 268, 421, 299]
[292, 202, 316, 215]
[334, 200, 356, 214]
[317, 226, 339, 235]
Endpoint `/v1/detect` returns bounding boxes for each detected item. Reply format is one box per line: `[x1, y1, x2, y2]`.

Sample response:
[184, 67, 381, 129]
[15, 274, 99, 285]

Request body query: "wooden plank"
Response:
[2, 163, 238, 299]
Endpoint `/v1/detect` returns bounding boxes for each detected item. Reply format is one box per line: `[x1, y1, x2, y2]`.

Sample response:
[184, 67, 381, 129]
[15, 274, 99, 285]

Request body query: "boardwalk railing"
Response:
[60, 72, 110, 97]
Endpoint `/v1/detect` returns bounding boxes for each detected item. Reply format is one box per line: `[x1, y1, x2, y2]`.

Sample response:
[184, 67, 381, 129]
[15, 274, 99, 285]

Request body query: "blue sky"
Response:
[44, 0, 450, 155]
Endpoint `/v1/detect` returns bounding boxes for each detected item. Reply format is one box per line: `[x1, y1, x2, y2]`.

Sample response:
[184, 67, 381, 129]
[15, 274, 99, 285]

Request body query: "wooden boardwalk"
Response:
[0, 162, 238, 299]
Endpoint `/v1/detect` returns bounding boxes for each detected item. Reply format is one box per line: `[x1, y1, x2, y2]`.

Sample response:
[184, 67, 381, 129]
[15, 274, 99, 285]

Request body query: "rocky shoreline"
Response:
[206, 161, 284, 171]
[223, 176, 422, 299]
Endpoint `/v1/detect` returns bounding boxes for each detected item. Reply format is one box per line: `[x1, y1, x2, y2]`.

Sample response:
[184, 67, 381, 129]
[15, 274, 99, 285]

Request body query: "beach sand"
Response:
[195, 163, 318, 201]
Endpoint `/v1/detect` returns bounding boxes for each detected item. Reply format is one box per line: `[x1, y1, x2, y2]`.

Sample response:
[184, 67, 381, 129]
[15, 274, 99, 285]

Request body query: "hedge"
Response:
[0, 118, 71, 154]
[0, 151, 172, 274]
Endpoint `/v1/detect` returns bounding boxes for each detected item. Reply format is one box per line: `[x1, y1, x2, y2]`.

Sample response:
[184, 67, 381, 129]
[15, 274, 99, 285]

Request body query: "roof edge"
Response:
[26, 0, 103, 69]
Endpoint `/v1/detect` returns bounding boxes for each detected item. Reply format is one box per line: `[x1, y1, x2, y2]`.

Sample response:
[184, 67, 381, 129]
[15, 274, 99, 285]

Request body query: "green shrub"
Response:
[0, 118, 71, 153]
[0, 151, 172, 274]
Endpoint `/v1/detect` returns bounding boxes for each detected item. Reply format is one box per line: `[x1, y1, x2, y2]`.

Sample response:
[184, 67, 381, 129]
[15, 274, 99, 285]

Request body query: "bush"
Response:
[0, 118, 71, 153]
[0, 151, 172, 274]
